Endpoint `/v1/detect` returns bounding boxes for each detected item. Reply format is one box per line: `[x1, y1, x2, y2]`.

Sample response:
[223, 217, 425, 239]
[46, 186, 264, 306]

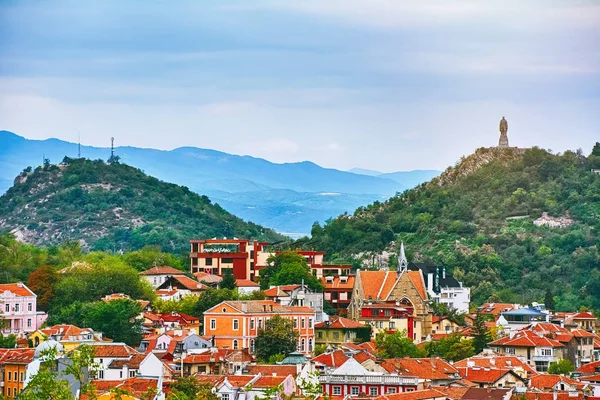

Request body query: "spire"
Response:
[399, 242, 408, 273]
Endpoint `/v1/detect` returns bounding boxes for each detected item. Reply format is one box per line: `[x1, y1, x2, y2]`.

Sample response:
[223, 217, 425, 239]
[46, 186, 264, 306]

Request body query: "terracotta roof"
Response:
[108, 353, 146, 369]
[376, 388, 447, 400]
[529, 374, 585, 390]
[221, 375, 255, 388]
[168, 275, 207, 291]
[457, 367, 522, 384]
[432, 386, 470, 399]
[512, 393, 588, 400]
[381, 357, 458, 380]
[245, 364, 298, 377]
[572, 312, 596, 319]
[264, 285, 300, 297]
[235, 279, 260, 287]
[90, 343, 140, 358]
[580, 374, 600, 382]
[41, 324, 93, 338]
[252, 375, 288, 388]
[139, 266, 185, 275]
[315, 316, 367, 329]
[571, 329, 595, 338]
[160, 312, 200, 324]
[359, 271, 389, 300]
[477, 303, 520, 316]
[0, 348, 35, 364]
[342, 341, 378, 355]
[576, 360, 600, 373]
[194, 374, 226, 385]
[193, 271, 223, 284]
[454, 355, 537, 376]
[321, 275, 355, 290]
[117, 377, 161, 396]
[407, 270, 427, 299]
[489, 330, 564, 348]
[0, 282, 35, 297]
[208, 300, 314, 314]
[311, 350, 349, 367]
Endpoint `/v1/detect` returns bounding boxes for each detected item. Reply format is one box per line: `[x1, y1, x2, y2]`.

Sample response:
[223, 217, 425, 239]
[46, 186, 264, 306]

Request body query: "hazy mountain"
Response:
[0, 131, 438, 233]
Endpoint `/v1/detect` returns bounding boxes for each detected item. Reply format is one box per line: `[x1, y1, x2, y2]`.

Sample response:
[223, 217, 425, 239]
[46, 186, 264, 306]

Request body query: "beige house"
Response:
[489, 330, 564, 373]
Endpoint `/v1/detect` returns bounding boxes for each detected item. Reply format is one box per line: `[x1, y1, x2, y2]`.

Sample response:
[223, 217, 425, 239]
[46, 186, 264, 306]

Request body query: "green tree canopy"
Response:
[375, 330, 425, 359]
[260, 251, 323, 291]
[548, 359, 575, 375]
[255, 315, 299, 363]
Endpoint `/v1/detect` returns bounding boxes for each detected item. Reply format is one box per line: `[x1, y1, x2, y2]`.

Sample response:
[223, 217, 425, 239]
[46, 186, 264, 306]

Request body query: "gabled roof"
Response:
[477, 303, 520, 316]
[0, 282, 35, 297]
[358, 270, 427, 301]
[454, 355, 537, 376]
[311, 350, 349, 368]
[89, 343, 140, 358]
[489, 330, 564, 348]
[193, 271, 222, 284]
[321, 275, 355, 290]
[576, 360, 600, 374]
[207, 300, 313, 314]
[40, 324, 94, 338]
[314, 316, 367, 329]
[376, 388, 447, 400]
[108, 353, 146, 369]
[264, 285, 300, 297]
[139, 266, 185, 275]
[381, 357, 458, 380]
[245, 364, 298, 378]
[158, 275, 206, 291]
[457, 367, 524, 384]
[331, 356, 376, 376]
[0, 348, 35, 364]
[572, 312, 596, 319]
[235, 279, 260, 288]
[406, 270, 427, 300]
[529, 374, 585, 390]
[252, 375, 288, 388]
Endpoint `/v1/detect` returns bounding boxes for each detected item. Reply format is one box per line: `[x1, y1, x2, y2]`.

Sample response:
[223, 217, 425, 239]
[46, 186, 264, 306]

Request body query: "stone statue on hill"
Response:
[498, 116, 509, 148]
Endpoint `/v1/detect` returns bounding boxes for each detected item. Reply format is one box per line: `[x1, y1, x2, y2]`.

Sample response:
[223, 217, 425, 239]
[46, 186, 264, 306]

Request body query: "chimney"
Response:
[241, 302, 248, 312]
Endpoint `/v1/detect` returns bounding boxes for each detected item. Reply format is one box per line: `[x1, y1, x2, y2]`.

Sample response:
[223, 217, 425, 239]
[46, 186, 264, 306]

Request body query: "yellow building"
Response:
[29, 324, 102, 351]
[314, 316, 370, 348]
[0, 348, 35, 398]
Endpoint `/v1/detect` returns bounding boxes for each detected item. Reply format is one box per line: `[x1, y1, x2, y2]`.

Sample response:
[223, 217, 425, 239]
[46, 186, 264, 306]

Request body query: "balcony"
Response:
[531, 355, 555, 362]
[319, 374, 418, 386]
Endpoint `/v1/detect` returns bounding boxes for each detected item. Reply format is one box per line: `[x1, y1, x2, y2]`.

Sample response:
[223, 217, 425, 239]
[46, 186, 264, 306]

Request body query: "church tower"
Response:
[398, 242, 408, 273]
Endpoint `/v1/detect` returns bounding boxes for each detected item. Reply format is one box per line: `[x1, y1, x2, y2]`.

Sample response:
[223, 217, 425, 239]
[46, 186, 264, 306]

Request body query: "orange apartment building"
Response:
[0, 348, 35, 398]
[203, 300, 316, 355]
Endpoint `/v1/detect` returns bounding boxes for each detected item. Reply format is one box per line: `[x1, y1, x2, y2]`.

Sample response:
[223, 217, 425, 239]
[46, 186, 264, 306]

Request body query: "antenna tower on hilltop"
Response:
[111, 137, 115, 159]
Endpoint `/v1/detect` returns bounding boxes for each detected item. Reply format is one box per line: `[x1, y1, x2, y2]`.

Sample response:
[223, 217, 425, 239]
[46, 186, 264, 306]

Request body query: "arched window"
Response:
[233, 339, 239, 350]
[301, 338, 305, 352]
[250, 339, 255, 353]
[308, 338, 313, 352]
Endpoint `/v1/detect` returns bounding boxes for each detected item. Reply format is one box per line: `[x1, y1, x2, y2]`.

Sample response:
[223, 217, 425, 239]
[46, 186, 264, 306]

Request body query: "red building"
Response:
[190, 239, 270, 281]
[359, 302, 414, 338]
[322, 275, 355, 316]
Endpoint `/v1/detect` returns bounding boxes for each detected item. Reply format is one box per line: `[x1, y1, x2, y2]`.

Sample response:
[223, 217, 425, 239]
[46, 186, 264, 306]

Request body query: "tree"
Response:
[0, 334, 17, 348]
[591, 142, 600, 157]
[220, 269, 237, 290]
[28, 265, 59, 311]
[167, 376, 218, 400]
[424, 334, 475, 361]
[544, 288, 556, 311]
[83, 299, 144, 345]
[548, 359, 575, 375]
[472, 313, 492, 354]
[255, 315, 299, 363]
[260, 251, 323, 291]
[375, 330, 424, 359]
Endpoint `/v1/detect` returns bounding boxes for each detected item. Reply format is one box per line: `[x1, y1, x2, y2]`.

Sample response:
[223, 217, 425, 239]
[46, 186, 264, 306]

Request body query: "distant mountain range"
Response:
[0, 131, 440, 234]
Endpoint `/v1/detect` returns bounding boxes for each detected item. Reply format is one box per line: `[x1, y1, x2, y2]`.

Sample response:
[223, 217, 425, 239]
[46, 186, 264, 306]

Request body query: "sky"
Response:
[1, 1, 599, 172]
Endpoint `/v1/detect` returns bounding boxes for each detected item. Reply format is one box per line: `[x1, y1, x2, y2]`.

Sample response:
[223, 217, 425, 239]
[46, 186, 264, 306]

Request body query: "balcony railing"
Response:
[319, 374, 418, 386]
[531, 355, 554, 362]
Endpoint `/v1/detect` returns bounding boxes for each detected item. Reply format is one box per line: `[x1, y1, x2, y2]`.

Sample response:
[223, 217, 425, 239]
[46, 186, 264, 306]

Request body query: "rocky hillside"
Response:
[0, 158, 283, 252]
[303, 145, 600, 311]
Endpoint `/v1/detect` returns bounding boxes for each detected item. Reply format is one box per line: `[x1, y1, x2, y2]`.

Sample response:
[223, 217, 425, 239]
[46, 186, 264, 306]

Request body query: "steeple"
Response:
[399, 242, 408, 273]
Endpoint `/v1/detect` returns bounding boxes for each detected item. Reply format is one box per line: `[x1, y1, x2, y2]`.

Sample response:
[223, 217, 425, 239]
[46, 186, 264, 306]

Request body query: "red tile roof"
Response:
[576, 360, 600, 373]
[376, 388, 447, 400]
[580, 374, 600, 382]
[169, 275, 207, 291]
[209, 300, 314, 314]
[252, 375, 288, 388]
[477, 303, 520, 316]
[407, 270, 427, 299]
[381, 358, 457, 380]
[315, 316, 367, 329]
[245, 364, 298, 377]
[572, 312, 596, 319]
[90, 343, 139, 358]
[0, 282, 35, 297]
[321, 275, 355, 290]
[489, 330, 564, 348]
[264, 285, 300, 297]
[0, 348, 35, 364]
[140, 266, 186, 275]
[457, 367, 522, 384]
[193, 272, 222, 284]
[359, 271, 389, 300]
[529, 374, 584, 390]
[311, 350, 349, 368]
[454, 356, 537, 376]
[512, 393, 588, 400]
[235, 279, 260, 287]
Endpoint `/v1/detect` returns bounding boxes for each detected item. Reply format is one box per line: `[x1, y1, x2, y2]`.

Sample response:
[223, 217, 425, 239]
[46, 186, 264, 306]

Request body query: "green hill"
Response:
[0, 158, 283, 253]
[304, 145, 600, 311]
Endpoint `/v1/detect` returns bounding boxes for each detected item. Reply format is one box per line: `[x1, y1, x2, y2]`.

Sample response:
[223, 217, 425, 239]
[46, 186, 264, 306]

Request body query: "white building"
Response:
[400, 243, 470, 313]
[139, 266, 186, 288]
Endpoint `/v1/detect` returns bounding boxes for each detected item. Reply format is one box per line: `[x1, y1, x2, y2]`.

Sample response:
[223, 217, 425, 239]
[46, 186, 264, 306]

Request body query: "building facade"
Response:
[203, 300, 316, 355]
[0, 283, 40, 336]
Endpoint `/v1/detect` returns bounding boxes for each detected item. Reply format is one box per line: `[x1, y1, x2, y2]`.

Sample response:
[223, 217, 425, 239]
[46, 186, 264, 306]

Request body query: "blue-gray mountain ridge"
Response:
[0, 131, 440, 234]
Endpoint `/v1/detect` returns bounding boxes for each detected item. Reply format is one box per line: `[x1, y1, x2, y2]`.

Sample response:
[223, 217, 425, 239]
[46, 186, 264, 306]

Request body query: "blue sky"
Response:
[1, 1, 599, 171]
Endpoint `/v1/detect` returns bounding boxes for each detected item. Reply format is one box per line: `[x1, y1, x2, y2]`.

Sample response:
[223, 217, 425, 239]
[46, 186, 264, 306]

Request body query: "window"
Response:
[351, 387, 360, 395]
[27, 319, 32, 328]
[99, 370, 104, 379]
[389, 321, 395, 329]
[129, 370, 136, 377]
[206, 258, 213, 266]
[301, 339, 305, 352]
[333, 332, 340, 340]
[301, 318, 305, 329]
[317, 331, 323, 339]
[309, 338, 313, 352]
[387, 388, 397, 394]
[28, 303, 32, 312]
[258, 319, 262, 329]
[251, 340, 255, 353]
[541, 349, 552, 356]
[233, 340, 239, 349]
[120, 371, 123, 379]
[14, 303, 19, 312]
[7, 388, 10, 397]
[221, 394, 230, 400]
[309, 318, 313, 328]
[210, 319, 216, 330]
[505, 347, 515, 355]
[20, 372, 24, 381]
[153, 277, 157, 285]
[294, 318, 298, 328]
[8, 371, 11, 381]
[233, 319, 239, 331]
[222, 258, 233, 264]
[5, 304, 9, 312]
[370, 388, 378, 396]
[406, 388, 415, 392]
[333, 387, 342, 395]
[250, 319, 255, 330]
